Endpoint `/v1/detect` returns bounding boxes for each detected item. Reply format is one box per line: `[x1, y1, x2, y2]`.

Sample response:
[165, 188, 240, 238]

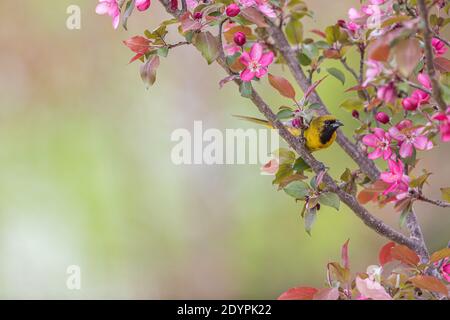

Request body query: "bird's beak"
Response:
[333, 120, 344, 128]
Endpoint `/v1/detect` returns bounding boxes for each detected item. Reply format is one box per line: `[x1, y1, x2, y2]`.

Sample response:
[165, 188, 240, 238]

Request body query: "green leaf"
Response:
[273, 163, 294, 185]
[285, 19, 303, 45]
[239, 81, 253, 98]
[157, 47, 169, 57]
[277, 109, 294, 120]
[298, 52, 312, 66]
[327, 68, 345, 85]
[339, 97, 364, 111]
[192, 31, 220, 65]
[283, 181, 310, 199]
[440, 188, 450, 202]
[318, 192, 340, 211]
[293, 157, 311, 172]
[325, 25, 340, 44]
[274, 148, 296, 164]
[304, 208, 317, 235]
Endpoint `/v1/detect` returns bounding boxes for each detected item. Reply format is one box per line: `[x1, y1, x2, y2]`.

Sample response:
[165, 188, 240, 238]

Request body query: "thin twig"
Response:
[432, 32, 450, 48]
[401, 78, 433, 95]
[417, 0, 447, 111]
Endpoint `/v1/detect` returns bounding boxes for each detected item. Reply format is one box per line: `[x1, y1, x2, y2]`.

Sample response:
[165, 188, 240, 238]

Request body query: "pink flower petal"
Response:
[259, 52, 274, 67]
[255, 67, 268, 78]
[413, 136, 432, 150]
[96, 2, 110, 14]
[399, 142, 413, 158]
[372, 128, 386, 139]
[239, 52, 251, 66]
[250, 43, 263, 61]
[380, 172, 396, 183]
[362, 134, 379, 147]
[388, 127, 405, 141]
[368, 148, 383, 159]
[382, 147, 392, 160]
[240, 69, 255, 82]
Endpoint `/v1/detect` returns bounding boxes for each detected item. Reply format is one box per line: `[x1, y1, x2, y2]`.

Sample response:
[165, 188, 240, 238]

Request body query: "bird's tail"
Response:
[232, 115, 273, 128]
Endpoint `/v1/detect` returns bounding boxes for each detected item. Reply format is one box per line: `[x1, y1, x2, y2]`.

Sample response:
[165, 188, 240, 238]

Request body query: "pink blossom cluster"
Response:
[96, 0, 151, 29]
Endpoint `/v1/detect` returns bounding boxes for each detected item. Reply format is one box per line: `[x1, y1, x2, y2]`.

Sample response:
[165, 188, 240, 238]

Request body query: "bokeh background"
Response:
[0, 0, 448, 299]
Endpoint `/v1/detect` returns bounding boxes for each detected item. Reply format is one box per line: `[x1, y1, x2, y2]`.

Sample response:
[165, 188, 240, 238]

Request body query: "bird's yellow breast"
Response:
[304, 116, 339, 151]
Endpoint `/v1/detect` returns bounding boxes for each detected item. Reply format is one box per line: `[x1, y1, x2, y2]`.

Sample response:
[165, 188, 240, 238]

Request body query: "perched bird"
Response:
[234, 114, 343, 151]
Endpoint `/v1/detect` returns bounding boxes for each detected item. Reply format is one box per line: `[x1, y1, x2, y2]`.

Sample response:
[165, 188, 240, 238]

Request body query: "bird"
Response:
[234, 114, 343, 151]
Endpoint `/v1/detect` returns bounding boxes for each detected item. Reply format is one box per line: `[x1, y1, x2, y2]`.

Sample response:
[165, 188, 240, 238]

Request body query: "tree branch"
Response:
[267, 23, 381, 182]
[417, 0, 447, 111]
[157, 0, 427, 256]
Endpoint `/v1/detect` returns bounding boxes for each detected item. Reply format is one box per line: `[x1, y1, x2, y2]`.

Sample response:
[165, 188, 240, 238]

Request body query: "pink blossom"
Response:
[355, 276, 392, 300]
[239, 0, 276, 18]
[377, 83, 396, 104]
[186, 0, 199, 10]
[417, 72, 432, 90]
[369, 0, 386, 4]
[411, 89, 430, 106]
[96, 0, 121, 29]
[135, 0, 151, 11]
[432, 107, 450, 142]
[440, 258, 450, 282]
[432, 38, 448, 56]
[239, 43, 274, 82]
[402, 97, 418, 111]
[364, 60, 383, 86]
[226, 4, 241, 17]
[362, 128, 393, 160]
[234, 32, 247, 47]
[375, 112, 390, 124]
[380, 159, 410, 195]
[389, 126, 433, 158]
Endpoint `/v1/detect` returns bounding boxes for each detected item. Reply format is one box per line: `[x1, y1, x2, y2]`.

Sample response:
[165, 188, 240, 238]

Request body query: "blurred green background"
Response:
[0, 1, 448, 299]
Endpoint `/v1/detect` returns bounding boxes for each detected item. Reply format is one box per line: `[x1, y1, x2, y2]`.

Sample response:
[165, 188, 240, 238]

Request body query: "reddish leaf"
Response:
[430, 248, 450, 263]
[223, 26, 253, 43]
[310, 29, 326, 38]
[123, 36, 151, 54]
[434, 57, 450, 73]
[304, 75, 328, 100]
[357, 189, 378, 205]
[313, 287, 339, 300]
[278, 287, 318, 300]
[355, 276, 392, 300]
[323, 48, 341, 59]
[410, 275, 448, 296]
[140, 55, 160, 89]
[368, 39, 390, 62]
[379, 242, 396, 266]
[240, 7, 268, 27]
[345, 85, 368, 92]
[268, 74, 296, 99]
[391, 245, 420, 266]
[341, 239, 350, 269]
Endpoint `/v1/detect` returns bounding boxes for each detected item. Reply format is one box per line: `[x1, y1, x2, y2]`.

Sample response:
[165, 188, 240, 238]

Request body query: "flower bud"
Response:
[136, 0, 151, 11]
[352, 110, 360, 119]
[396, 119, 413, 131]
[291, 118, 302, 128]
[193, 12, 203, 20]
[402, 97, 418, 111]
[375, 112, 390, 124]
[226, 4, 240, 17]
[233, 31, 246, 46]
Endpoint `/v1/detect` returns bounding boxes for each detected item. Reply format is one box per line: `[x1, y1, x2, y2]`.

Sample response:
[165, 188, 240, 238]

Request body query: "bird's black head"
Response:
[320, 119, 344, 145]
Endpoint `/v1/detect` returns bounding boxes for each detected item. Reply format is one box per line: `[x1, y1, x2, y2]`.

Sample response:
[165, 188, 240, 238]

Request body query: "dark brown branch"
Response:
[417, 0, 447, 111]
[411, 190, 450, 208]
[267, 23, 381, 182]
[406, 209, 429, 262]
